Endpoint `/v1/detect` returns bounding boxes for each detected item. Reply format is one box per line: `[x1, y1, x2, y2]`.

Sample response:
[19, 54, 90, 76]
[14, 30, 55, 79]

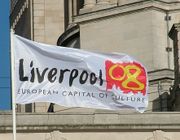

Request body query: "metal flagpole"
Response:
[10, 29, 17, 140]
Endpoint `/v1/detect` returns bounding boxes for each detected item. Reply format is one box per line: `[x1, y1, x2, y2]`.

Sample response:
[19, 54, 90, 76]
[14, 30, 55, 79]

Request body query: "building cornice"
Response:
[74, 0, 180, 24]
[148, 69, 174, 82]
[1, 112, 180, 133]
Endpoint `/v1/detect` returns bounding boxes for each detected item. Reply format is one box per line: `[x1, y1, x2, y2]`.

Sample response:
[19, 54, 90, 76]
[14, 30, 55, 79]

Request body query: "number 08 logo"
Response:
[105, 60, 147, 95]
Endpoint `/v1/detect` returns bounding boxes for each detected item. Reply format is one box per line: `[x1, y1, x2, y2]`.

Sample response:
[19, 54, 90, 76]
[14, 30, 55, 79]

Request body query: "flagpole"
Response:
[10, 29, 17, 140]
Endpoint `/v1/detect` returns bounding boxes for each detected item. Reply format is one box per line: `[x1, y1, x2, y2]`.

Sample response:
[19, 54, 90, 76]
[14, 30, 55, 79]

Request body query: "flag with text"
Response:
[12, 35, 148, 113]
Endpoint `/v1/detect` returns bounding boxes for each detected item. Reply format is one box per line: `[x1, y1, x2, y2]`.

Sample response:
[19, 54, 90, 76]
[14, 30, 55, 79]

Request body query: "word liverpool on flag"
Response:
[12, 35, 148, 113]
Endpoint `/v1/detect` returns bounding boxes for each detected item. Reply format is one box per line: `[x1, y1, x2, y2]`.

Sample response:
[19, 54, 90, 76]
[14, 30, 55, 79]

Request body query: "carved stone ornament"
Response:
[50, 131, 67, 140]
[147, 130, 170, 140]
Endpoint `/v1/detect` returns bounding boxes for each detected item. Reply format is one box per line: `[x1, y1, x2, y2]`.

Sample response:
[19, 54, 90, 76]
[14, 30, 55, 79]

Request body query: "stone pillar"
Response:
[118, 0, 129, 5]
[80, 0, 96, 14]
[109, 0, 118, 4]
[50, 131, 66, 140]
[147, 130, 170, 140]
[97, 0, 109, 5]
[81, 0, 117, 14]
[96, 0, 115, 10]
[118, 0, 140, 6]
[83, 0, 96, 8]
[169, 23, 180, 111]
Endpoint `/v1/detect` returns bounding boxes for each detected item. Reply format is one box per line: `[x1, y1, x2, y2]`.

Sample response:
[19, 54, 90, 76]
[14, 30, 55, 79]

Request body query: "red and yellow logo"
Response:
[105, 60, 147, 96]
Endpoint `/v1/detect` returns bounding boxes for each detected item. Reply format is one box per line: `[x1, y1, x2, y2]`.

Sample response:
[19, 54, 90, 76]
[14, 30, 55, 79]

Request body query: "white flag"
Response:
[12, 34, 148, 113]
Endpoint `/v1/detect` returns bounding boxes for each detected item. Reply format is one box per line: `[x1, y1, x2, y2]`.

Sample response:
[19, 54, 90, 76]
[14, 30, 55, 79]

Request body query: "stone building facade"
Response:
[2, 0, 180, 139]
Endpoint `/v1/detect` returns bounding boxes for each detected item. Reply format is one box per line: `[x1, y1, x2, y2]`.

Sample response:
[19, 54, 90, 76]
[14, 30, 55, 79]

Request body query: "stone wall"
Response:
[1, 112, 180, 140]
[74, 0, 180, 111]
[33, 0, 65, 44]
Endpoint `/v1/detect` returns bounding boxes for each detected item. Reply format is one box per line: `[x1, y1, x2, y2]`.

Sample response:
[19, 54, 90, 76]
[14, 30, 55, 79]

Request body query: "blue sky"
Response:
[0, 0, 11, 110]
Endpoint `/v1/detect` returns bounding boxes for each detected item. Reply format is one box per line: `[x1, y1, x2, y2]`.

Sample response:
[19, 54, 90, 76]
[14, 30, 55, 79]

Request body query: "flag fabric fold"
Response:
[12, 34, 148, 113]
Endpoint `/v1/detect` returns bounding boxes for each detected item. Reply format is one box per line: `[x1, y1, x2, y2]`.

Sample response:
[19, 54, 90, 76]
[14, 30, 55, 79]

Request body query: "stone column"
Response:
[169, 23, 180, 111]
[96, 0, 114, 10]
[83, 0, 96, 8]
[97, 0, 109, 5]
[147, 130, 170, 140]
[118, 0, 140, 6]
[50, 131, 66, 140]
